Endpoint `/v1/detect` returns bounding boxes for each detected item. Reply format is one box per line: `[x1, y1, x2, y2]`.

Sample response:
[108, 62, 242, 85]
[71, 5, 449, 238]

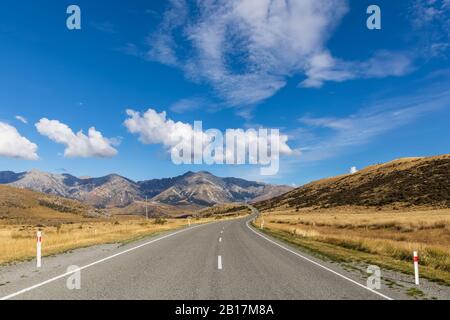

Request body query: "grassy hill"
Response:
[256, 154, 450, 211]
[252, 154, 450, 287]
[0, 185, 101, 226]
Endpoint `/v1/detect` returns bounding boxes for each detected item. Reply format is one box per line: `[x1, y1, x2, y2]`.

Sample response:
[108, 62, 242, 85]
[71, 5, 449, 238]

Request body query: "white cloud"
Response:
[300, 51, 413, 88]
[124, 108, 296, 161]
[15, 115, 28, 124]
[0, 122, 38, 160]
[148, 0, 413, 108]
[349, 166, 358, 174]
[35, 119, 118, 158]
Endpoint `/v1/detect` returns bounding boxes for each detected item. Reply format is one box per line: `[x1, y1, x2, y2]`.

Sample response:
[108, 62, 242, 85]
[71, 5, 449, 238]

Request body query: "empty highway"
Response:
[0, 210, 399, 300]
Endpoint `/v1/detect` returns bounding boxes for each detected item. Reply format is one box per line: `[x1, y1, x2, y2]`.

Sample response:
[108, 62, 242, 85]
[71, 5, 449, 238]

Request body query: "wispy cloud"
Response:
[300, 50, 413, 88]
[410, 0, 450, 57]
[146, 0, 414, 111]
[91, 21, 116, 34]
[169, 97, 205, 113]
[35, 119, 119, 158]
[296, 84, 450, 161]
[15, 115, 28, 124]
[116, 43, 143, 58]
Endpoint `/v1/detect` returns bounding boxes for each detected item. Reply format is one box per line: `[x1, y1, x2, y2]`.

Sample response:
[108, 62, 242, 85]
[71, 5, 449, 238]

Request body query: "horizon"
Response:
[2, 152, 448, 187]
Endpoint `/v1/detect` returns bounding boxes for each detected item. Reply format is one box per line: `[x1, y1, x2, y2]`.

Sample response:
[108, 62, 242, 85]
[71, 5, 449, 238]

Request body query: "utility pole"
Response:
[145, 196, 148, 220]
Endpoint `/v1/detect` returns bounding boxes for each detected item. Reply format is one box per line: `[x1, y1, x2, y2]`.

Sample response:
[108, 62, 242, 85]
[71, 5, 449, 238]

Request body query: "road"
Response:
[0, 209, 396, 300]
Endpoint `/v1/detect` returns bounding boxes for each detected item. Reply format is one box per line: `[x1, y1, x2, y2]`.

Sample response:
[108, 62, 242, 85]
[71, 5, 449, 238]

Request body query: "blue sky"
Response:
[0, 0, 449, 186]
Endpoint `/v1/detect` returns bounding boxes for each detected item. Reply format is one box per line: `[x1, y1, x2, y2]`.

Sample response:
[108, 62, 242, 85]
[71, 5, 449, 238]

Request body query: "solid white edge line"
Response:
[246, 218, 394, 301]
[218, 255, 223, 270]
[0, 222, 211, 300]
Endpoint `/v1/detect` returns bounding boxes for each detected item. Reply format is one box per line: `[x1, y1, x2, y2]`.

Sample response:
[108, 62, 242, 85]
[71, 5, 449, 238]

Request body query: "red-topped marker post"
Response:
[413, 251, 419, 285]
[36, 231, 42, 268]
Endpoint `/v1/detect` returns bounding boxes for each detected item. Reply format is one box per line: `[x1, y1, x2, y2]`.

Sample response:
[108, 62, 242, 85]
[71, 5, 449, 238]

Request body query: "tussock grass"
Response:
[0, 217, 217, 265]
[254, 208, 450, 285]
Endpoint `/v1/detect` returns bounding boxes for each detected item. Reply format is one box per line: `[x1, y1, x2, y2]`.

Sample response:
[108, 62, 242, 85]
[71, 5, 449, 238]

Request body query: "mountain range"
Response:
[0, 170, 292, 208]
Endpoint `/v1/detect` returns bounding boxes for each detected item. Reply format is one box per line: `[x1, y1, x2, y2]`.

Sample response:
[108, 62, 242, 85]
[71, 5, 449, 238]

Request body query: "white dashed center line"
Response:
[218, 255, 223, 270]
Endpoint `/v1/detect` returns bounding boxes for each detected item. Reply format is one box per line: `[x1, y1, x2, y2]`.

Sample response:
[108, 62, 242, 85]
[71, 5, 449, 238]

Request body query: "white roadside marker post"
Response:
[413, 251, 420, 285]
[145, 196, 148, 220]
[36, 231, 42, 268]
[188, 218, 191, 227]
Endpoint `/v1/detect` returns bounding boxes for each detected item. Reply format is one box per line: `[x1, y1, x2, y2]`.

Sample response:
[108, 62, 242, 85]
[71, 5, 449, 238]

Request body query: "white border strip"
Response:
[246, 218, 394, 300]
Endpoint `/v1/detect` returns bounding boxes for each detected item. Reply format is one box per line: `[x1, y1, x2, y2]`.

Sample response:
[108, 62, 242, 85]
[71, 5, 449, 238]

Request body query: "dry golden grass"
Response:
[0, 184, 250, 265]
[0, 215, 239, 265]
[254, 207, 450, 284]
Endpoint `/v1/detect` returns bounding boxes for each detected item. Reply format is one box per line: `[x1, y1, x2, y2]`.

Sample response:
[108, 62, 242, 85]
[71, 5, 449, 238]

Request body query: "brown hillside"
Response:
[256, 154, 450, 211]
[0, 185, 102, 225]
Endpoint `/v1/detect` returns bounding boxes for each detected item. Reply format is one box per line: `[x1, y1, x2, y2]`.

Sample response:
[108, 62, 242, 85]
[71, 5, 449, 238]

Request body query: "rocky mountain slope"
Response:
[0, 170, 292, 208]
[256, 154, 450, 211]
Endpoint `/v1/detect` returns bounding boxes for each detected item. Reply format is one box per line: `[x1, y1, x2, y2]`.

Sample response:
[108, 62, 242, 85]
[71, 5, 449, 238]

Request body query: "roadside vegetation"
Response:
[0, 212, 250, 265]
[0, 217, 184, 265]
[253, 207, 450, 285]
[0, 185, 250, 265]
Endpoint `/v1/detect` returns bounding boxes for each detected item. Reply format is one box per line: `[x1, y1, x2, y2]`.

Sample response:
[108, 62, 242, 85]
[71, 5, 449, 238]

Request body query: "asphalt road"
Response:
[0, 210, 395, 300]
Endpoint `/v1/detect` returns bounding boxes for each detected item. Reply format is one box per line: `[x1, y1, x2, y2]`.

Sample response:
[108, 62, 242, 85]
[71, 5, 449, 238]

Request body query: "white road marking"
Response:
[220, 230, 223, 234]
[218, 256, 223, 270]
[0, 222, 212, 300]
[219, 237, 222, 243]
[246, 217, 394, 301]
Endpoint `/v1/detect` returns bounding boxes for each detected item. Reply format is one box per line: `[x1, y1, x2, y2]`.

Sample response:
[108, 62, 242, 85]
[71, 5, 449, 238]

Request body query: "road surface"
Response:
[0, 210, 397, 300]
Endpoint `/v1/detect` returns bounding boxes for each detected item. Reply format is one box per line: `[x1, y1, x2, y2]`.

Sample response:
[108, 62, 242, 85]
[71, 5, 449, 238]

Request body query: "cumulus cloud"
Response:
[0, 122, 38, 160]
[124, 108, 296, 162]
[147, 0, 413, 108]
[35, 119, 118, 158]
[15, 115, 28, 124]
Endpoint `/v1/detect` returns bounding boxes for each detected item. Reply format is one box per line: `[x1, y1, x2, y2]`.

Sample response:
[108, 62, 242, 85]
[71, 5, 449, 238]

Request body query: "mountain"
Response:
[256, 154, 450, 211]
[0, 170, 292, 208]
[1, 170, 140, 208]
[148, 171, 292, 206]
